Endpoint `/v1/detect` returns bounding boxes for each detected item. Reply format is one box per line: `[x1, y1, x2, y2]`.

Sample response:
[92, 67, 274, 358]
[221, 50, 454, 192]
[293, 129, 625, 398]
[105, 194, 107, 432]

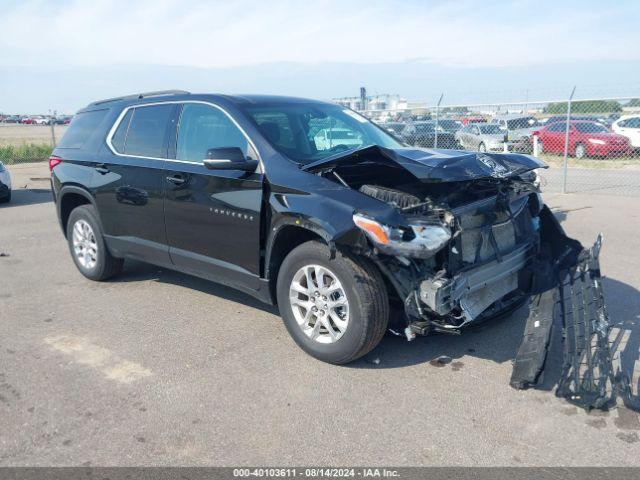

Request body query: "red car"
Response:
[534, 120, 631, 158]
[457, 116, 487, 126]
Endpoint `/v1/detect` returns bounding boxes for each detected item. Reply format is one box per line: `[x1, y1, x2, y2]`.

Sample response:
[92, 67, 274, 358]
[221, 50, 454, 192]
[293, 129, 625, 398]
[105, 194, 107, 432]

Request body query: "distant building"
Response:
[333, 93, 408, 113]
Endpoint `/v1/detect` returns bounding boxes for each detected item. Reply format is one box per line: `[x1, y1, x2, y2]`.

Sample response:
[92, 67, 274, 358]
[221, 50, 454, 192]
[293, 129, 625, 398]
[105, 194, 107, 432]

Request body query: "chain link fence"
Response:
[3, 94, 640, 196]
[354, 94, 640, 196]
[0, 118, 66, 166]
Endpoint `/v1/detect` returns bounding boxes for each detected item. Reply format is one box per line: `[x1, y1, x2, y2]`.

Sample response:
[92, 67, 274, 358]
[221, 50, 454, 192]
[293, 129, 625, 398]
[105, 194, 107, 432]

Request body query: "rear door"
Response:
[94, 103, 177, 264]
[163, 102, 264, 290]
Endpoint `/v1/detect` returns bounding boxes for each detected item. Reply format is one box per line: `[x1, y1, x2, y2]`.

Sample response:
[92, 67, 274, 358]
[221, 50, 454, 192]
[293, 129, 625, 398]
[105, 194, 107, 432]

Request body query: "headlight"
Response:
[588, 138, 606, 145]
[353, 214, 451, 259]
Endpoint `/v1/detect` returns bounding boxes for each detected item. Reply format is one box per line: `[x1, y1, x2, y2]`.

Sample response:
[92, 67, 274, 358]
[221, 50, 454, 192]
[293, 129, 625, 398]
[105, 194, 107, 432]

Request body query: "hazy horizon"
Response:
[1, 0, 639, 114]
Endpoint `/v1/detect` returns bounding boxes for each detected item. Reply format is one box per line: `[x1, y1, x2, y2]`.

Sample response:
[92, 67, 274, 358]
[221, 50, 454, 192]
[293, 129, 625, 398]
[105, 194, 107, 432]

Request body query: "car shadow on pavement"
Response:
[116, 260, 279, 315]
[0, 188, 52, 207]
[352, 303, 530, 369]
[112, 249, 638, 393]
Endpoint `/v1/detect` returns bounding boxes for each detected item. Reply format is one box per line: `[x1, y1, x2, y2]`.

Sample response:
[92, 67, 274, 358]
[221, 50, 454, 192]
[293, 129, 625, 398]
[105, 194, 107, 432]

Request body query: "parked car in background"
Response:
[32, 115, 51, 125]
[400, 121, 458, 148]
[455, 123, 506, 152]
[0, 161, 12, 203]
[534, 121, 631, 158]
[612, 116, 640, 149]
[491, 115, 541, 153]
[437, 119, 463, 133]
[457, 116, 487, 126]
[21, 116, 34, 124]
[54, 115, 72, 125]
[383, 122, 406, 137]
[3, 115, 21, 123]
[313, 128, 363, 151]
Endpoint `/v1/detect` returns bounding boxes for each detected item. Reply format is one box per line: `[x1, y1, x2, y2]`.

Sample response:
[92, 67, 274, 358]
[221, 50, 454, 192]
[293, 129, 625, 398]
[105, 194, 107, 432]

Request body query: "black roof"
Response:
[85, 90, 330, 110]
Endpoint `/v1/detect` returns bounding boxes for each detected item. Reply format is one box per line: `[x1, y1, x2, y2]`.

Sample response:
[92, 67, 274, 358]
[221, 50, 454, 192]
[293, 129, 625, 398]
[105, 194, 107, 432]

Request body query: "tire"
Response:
[276, 240, 389, 364]
[574, 143, 587, 159]
[0, 190, 10, 204]
[478, 142, 486, 152]
[66, 204, 123, 281]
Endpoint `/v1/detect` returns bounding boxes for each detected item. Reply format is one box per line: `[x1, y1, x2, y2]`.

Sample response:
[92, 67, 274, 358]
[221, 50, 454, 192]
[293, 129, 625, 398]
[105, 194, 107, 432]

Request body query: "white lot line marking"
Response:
[44, 335, 152, 383]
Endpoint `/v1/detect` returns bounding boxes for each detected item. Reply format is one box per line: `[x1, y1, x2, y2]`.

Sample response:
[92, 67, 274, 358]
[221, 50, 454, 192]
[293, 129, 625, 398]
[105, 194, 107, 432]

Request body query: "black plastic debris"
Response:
[511, 235, 639, 412]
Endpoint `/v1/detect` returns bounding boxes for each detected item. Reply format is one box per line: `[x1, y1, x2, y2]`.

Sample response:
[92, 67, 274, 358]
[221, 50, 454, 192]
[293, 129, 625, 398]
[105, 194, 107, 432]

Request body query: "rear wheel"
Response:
[277, 240, 389, 364]
[574, 143, 587, 159]
[66, 205, 123, 281]
[478, 142, 486, 152]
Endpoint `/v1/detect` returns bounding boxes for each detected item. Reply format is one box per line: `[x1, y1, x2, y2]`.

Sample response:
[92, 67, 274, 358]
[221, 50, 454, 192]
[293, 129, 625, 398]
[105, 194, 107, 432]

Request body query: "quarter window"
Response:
[58, 109, 108, 149]
[176, 103, 255, 163]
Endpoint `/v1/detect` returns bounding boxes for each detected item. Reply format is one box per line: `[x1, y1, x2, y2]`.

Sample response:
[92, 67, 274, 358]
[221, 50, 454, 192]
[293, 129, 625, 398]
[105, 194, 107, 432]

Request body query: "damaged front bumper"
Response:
[511, 234, 640, 412]
[420, 243, 529, 324]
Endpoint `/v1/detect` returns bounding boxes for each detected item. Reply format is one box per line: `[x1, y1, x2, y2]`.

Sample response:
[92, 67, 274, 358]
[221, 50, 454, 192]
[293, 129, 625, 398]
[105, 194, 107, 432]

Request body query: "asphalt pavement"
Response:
[1, 163, 639, 466]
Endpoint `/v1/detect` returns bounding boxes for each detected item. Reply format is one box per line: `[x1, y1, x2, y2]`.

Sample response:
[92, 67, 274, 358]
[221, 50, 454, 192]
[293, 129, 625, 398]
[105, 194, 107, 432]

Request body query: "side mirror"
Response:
[202, 147, 258, 172]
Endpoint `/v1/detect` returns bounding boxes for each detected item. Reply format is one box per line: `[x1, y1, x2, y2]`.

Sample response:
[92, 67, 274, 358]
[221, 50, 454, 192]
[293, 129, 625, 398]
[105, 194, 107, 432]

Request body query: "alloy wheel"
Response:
[289, 264, 349, 344]
[72, 219, 98, 269]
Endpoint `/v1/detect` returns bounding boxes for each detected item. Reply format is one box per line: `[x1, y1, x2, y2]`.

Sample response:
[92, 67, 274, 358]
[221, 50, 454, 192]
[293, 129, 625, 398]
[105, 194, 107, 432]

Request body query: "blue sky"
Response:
[1, 0, 639, 112]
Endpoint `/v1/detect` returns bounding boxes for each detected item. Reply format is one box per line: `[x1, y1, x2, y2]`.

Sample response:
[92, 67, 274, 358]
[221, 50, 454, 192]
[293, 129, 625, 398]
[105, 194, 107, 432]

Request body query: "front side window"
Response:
[177, 103, 255, 163]
[241, 103, 402, 164]
[117, 104, 173, 158]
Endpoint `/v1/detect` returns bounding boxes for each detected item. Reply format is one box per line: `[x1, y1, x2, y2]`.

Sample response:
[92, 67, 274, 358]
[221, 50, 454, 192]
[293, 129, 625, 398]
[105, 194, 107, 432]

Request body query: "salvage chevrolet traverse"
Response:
[51, 90, 582, 364]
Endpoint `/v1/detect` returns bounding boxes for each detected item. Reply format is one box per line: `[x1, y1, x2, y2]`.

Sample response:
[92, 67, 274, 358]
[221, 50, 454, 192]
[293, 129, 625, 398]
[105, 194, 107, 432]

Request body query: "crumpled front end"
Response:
[307, 146, 637, 412]
[352, 177, 546, 338]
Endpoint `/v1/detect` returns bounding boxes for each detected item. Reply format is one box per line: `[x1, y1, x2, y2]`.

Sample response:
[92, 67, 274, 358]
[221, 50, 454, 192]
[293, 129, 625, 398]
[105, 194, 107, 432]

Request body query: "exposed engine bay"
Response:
[313, 148, 545, 335]
[307, 146, 639, 412]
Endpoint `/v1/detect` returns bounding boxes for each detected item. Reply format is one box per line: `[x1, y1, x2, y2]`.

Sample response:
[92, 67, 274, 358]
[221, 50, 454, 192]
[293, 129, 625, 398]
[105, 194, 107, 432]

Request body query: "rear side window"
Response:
[120, 104, 173, 158]
[57, 109, 108, 149]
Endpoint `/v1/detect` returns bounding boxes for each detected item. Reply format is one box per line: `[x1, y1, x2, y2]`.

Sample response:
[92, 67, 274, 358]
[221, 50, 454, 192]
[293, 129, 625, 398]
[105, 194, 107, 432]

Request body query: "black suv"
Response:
[51, 90, 581, 365]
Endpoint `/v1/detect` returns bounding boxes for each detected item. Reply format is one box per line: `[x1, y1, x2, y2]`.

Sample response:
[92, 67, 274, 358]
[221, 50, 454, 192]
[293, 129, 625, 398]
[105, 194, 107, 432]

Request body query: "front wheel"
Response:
[277, 241, 389, 364]
[478, 142, 486, 152]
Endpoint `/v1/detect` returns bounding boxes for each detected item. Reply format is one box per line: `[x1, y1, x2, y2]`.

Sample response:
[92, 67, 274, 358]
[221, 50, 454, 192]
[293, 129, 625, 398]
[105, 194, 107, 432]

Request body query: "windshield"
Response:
[479, 124, 503, 134]
[506, 117, 540, 130]
[241, 103, 402, 164]
[575, 122, 608, 133]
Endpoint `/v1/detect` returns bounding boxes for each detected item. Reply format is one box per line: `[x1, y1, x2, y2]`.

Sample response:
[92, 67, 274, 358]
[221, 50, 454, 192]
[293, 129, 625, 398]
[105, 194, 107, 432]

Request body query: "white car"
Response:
[612, 116, 640, 148]
[314, 128, 363, 151]
[32, 116, 50, 125]
[0, 161, 11, 203]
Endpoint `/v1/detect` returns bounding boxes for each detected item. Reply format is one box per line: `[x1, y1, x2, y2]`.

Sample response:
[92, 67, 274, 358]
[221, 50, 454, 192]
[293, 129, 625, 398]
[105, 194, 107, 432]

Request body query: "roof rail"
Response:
[89, 90, 190, 106]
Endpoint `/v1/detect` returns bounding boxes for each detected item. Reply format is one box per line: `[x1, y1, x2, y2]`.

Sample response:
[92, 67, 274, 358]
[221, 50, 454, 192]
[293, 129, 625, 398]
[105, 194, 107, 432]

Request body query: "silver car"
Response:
[491, 115, 541, 153]
[0, 161, 12, 203]
[455, 123, 506, 152]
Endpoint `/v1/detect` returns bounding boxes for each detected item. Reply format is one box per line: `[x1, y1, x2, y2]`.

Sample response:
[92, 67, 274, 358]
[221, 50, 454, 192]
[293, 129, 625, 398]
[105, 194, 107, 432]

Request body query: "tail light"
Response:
[49, 155, 62, 172]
